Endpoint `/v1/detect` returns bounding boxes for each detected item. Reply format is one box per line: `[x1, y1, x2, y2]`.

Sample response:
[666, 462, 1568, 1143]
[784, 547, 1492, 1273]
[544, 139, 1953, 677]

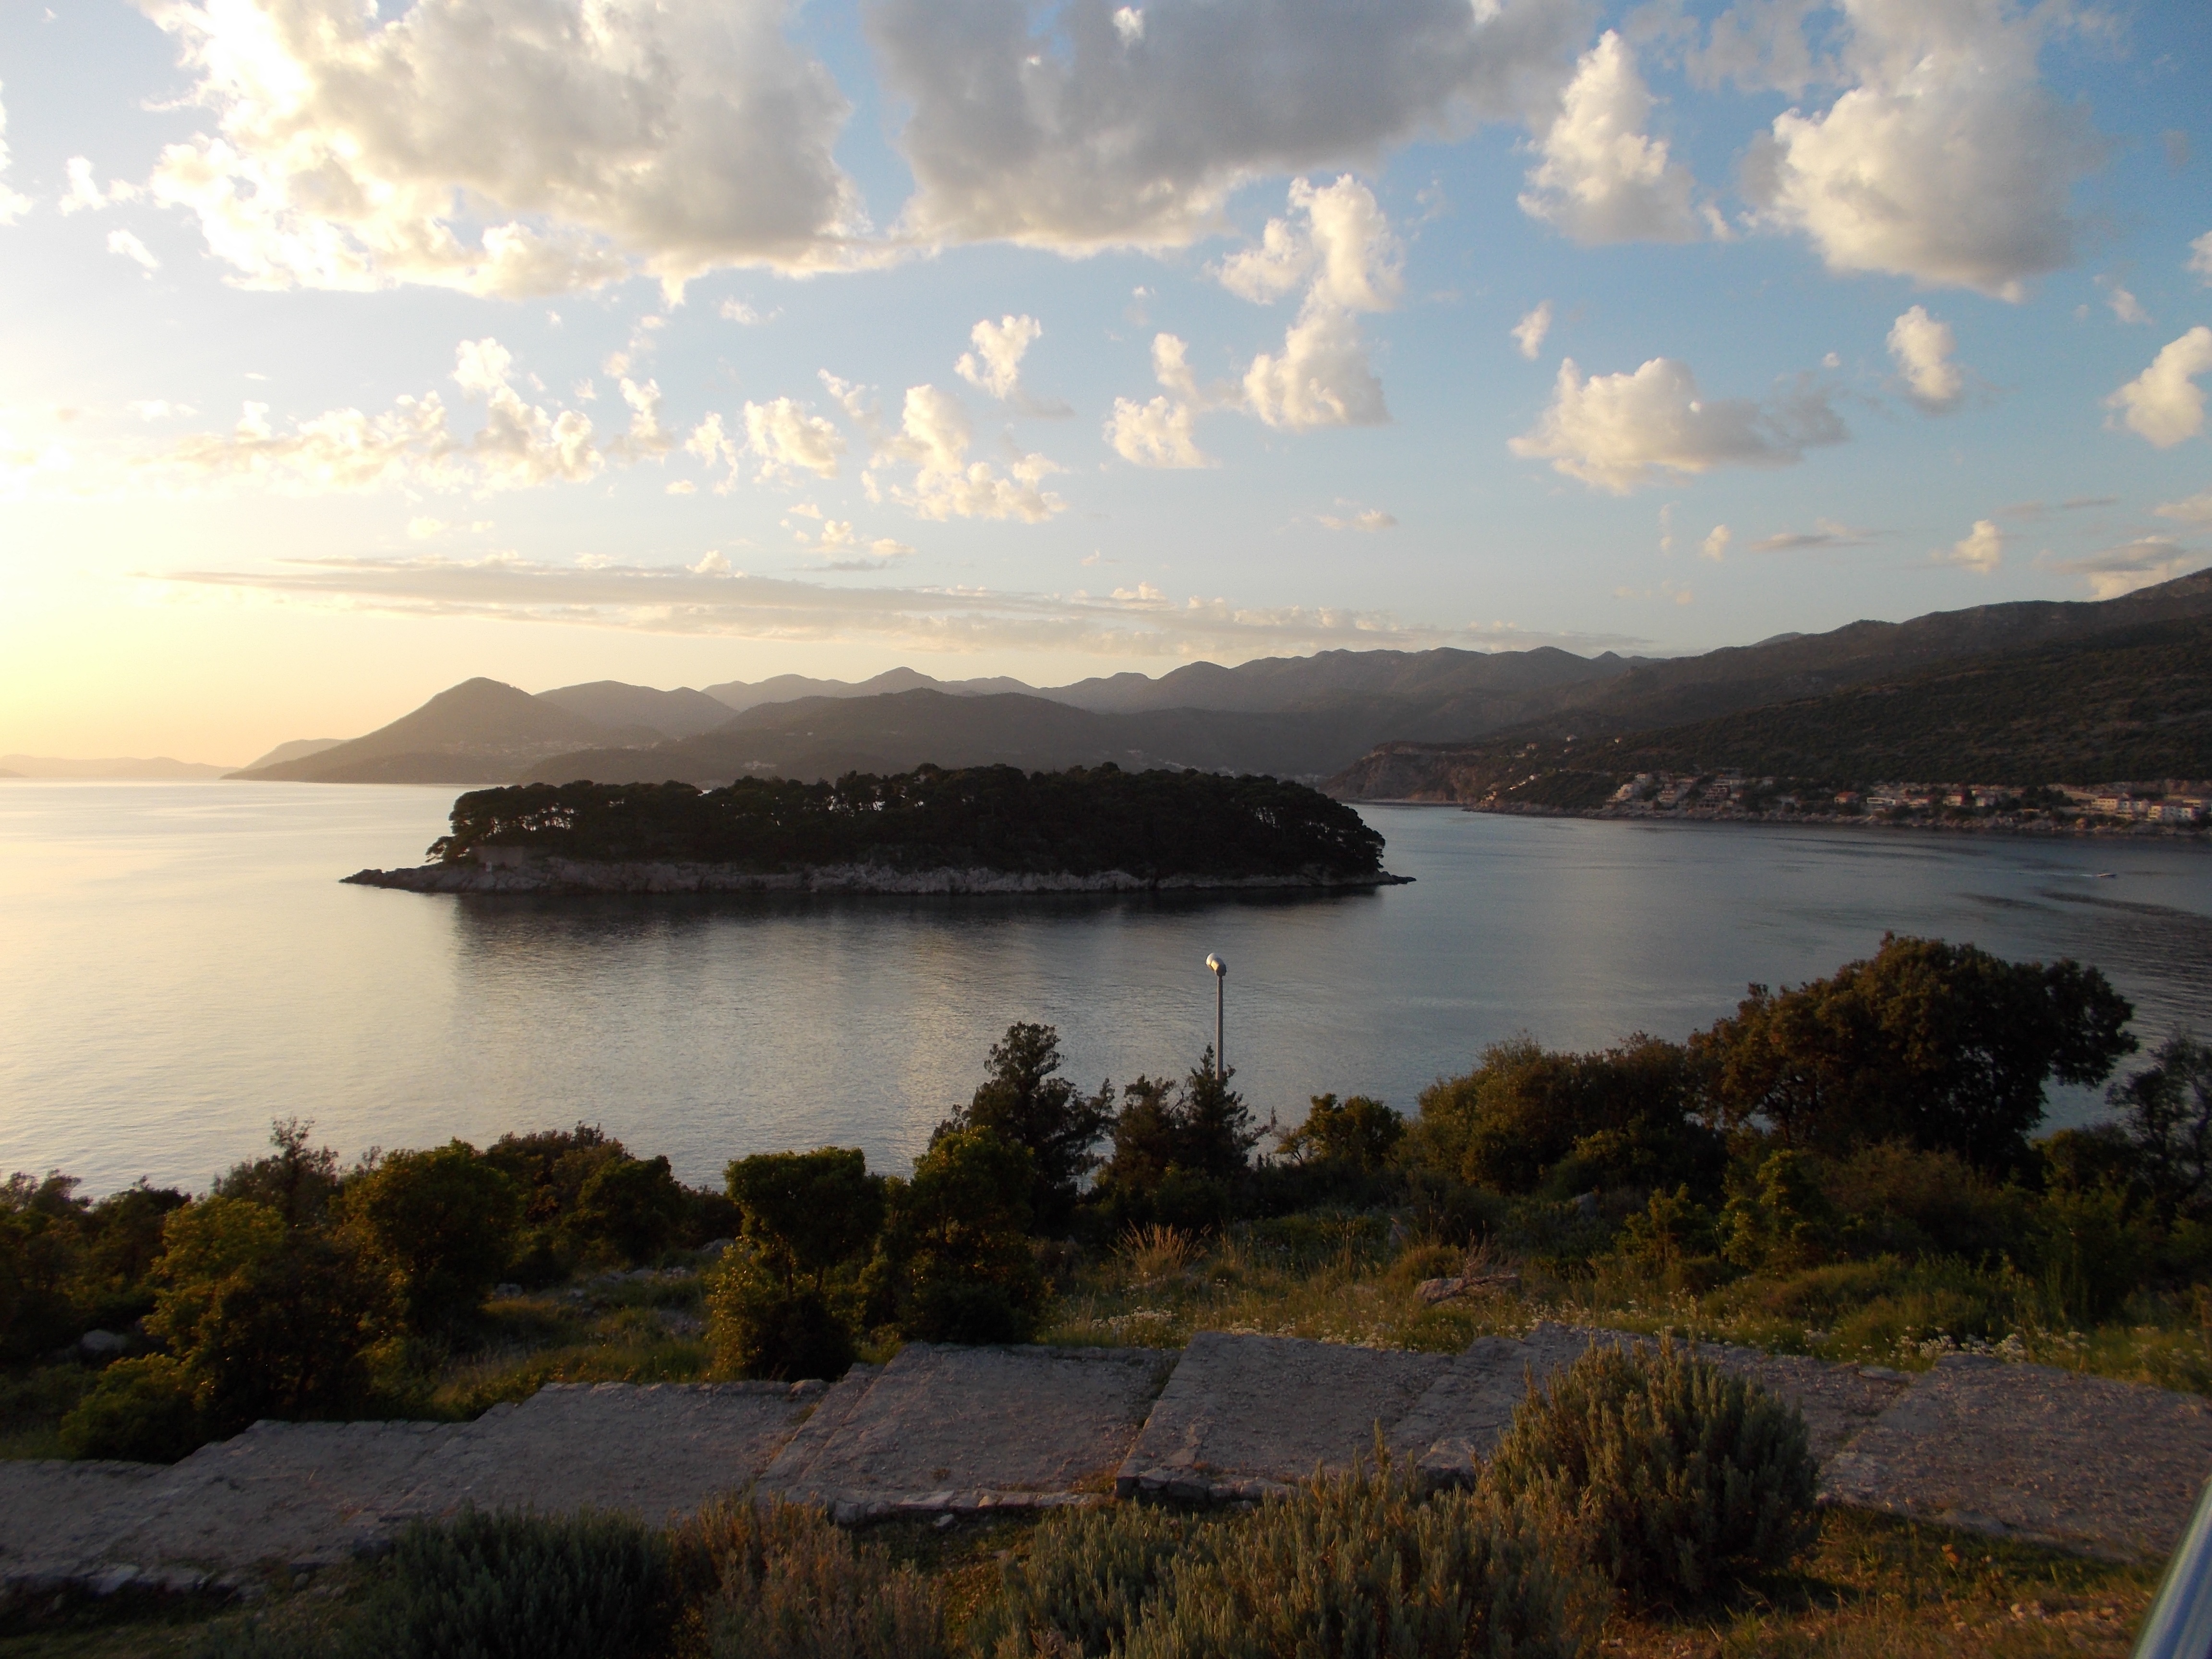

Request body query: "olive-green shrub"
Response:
[1116, 1460, 1600, 1659]
[966, 1501, 1198, 1659]
[705, 1252, 855, 1382]
[345, 1507, 673, 1659]
[58, 1354, 204, 1463]
[1487, 1337, 1818, 1606]
[671, 1497, 942, 1659]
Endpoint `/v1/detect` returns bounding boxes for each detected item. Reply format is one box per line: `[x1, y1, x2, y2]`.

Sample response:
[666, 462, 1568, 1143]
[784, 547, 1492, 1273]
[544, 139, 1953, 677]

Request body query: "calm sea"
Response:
[3, 781, 2209, 1196]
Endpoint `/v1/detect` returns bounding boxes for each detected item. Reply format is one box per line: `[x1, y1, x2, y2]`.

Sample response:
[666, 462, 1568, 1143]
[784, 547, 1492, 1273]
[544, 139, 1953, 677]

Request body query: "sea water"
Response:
[2, 780, 2208, 1193]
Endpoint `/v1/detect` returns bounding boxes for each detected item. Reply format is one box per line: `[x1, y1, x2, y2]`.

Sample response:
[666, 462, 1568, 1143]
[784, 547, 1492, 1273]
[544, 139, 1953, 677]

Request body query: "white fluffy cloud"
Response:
[2106, 327, 2212, 448]
[1231, 176, 1401, 433]
[1886, 305, 1964, 411]
[0, 87, 27, 226]
[1511, 301, 1553, 361]
[107, 228, 162, 273]
[1744, 0, 2104, 297]
[741, 398, 847, 481]
[1509, 355, 1845, 492]
[1107, 335, 1217, 469]
[2047, 537, 2198, 599]
[874, 384, 1066, 522]
[2154, 490, 2212, 526]
[1519, 32, 1703, 244]
[1936, 517, 2002, 573]
[2190, 232, 2212, 284]
[955, 315, 1043, 401]
[138, 0, 861, 296]
[142, 338, 680, 492]
[1701, 524, 1731, 560]
[868, 0, 1582, 249]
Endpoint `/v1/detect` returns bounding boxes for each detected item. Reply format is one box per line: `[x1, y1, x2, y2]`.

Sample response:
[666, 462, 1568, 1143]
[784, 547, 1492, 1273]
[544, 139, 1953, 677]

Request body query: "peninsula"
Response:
[344, 763, 1407, 894]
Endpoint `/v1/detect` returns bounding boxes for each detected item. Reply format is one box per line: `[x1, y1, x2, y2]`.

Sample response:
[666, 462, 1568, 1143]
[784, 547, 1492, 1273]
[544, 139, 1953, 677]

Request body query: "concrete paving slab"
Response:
[396, 1382, 813, 1528]
[764, 1344, 1172, 1523]
[1819, 1355, 2212, 1560]
[1117, 1331, 1453, 1502]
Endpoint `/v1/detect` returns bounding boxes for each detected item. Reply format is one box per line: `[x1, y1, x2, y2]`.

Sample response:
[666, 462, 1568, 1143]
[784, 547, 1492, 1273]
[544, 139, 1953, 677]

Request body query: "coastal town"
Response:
[1479, 770, 2212, 832]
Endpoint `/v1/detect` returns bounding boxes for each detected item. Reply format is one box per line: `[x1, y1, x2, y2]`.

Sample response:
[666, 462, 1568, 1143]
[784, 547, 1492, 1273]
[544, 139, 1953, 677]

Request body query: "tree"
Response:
[569, 1155, 688, 1264]
[940, 1022, 1113, 1232]
[1092, 1054, 1261, 1229]
[872, 1128, 1041, 1344]
[1689, 934, 2135, 1173]
[212, 1118, 341, 1228]
[1276, 1094, 1405, 1174]
[2108, 1033, 2212, 1218]
[723, 1149, 883, 1291]
[344, 1143, 522, 1329]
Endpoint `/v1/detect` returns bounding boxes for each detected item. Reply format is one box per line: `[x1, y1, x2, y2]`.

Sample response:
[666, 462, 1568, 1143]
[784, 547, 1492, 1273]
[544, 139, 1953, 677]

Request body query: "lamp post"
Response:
[1205, 953, 1227, 1080]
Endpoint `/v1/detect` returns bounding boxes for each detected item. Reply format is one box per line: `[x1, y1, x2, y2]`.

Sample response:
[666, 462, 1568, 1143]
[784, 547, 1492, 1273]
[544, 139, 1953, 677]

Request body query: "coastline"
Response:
[343, 858, 1414, 895]
[1437, 800, 2211, 842]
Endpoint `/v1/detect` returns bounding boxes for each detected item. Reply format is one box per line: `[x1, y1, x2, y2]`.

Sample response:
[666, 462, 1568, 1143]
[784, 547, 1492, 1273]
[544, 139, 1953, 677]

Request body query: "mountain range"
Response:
[223, 567, 2212, 790]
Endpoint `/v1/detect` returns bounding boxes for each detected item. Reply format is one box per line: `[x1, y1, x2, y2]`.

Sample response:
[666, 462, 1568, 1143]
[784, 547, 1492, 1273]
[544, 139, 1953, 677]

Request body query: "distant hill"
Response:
[230, 678, 651, 784]
[240, 737, 347, 772]
[703, 667, 1038, 713]
[1327, 613, 2212, 802]
[536, 681, 735, 738]
[0, 754, 236, 780]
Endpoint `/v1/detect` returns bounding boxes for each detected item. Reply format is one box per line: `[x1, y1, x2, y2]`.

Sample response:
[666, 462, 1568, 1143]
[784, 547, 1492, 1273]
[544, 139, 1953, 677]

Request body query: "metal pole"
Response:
[2132, 1477, 2212, 1659]
[1205, 953, 1226, 1080]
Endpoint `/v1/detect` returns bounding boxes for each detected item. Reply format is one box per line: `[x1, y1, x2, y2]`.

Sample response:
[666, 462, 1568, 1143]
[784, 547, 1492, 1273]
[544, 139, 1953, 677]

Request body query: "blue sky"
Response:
[0, 0, 2207, 761]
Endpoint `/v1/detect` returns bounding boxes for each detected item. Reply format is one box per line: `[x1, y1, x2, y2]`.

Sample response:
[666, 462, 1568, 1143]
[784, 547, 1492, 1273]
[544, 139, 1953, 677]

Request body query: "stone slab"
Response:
[92, 1420, 470, 1585]
[395, 1382, 813, 1528]
[0, 1460, 172, 1591]
[1117, 1331, 1453, 1502]
[1819, 1355, 2212, 1560]
[764, 1344, 1173, 1522]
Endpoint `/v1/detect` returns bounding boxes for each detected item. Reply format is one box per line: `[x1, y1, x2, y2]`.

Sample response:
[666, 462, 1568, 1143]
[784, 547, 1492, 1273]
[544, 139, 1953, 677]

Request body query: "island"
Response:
[343, 763, 1410, 894]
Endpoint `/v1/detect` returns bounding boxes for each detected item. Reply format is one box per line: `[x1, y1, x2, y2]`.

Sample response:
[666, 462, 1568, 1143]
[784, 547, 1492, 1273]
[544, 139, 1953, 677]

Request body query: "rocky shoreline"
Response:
[343, 858, 1413, 896]
[1443, 801, 2211, 841]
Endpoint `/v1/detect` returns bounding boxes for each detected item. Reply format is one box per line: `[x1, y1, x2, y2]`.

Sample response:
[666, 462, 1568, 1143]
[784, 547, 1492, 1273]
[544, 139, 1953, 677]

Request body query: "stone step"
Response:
[762, 1342, 1173, 1524]
[1819, 1354, 2212, 1561]
[1116, 1331, 1454, 1503]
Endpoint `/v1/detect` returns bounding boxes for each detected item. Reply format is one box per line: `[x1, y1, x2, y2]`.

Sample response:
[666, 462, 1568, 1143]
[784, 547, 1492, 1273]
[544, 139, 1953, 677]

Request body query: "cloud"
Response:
[1319, 504, 1396, 531]
[2098, 276, 2149, 325]
[1519, 31, 1704, 244]
[0, 86, 28, 226]
[2105, 327, 2212, 448]
[1743, 0, 2104, 297]
[741, 397, 846, 481]
[2191, 233, 2212, 285]
[879, 384, 1066, 522]
[138, 0, 863, 296]
[1886, 305, 1964, 411]
[1936, 517, 2002, 573]
[1233, 176, 1401, 432]
[1508, 355, 1846, 493]
[784, 517, 916, 570]
[1106, 336, 1217, 469]
[1748, 518, 1871, 552]
[1511, 301, 1553, 361]
[1701, 524, 1731, 560]
[2044, 537, 2200, 600]
[867, 0, 1582, 249]
[955, 314, 1041, 401]
[1685, 0, 1828, 96]
[2155, 491, 2212, 526]
[150, 551, 1647, 657]
[107, 228, 161, 272]
[141, 338, 638, 493]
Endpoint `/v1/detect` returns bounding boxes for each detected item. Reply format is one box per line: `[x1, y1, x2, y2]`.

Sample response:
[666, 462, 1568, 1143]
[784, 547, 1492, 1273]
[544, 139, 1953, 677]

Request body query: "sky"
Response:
[0, 0, 2208, 764]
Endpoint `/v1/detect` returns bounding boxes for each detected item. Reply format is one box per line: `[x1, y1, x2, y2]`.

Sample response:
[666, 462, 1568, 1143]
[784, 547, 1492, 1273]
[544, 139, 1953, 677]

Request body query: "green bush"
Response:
[672, 1497, 942, 1659]
[345, 1143, 522, 1330]
[725, 1148, 883, 1287]
[569, 1154, 688, 1264]
[347, 1508, 673, 1659]
[705, 1253, 854, 1381]
[942, 1022, 1115, 1233]
[1117, 1461, 1600, 1659]
[968, 1501, 1196, 1659]
[871, 1127, 1042, 1343]
[58, 1355, 204, 1462]
[1487, 1337, 1818, 1606]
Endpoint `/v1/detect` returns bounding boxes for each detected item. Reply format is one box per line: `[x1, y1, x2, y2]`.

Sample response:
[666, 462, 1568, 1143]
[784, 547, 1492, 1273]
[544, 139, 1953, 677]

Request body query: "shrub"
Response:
[212, 1118, 341, 1229]
[871, 1127, 1042, 1343]
[346, 1508, 673, 1659]
[0, 1172, 90, 1359]
[705, 1252, 854, 1382]
[58, 1355, 204, 1462]
[968, 1501, 1195, 1659]
[569, 1154, 688, 1264]
[724, 1148, 883, 1288]
[2107, 1032, 2212, 1218]
[1091, 1058, 1260, 1229]
[1821, 1141, 2030, 1261]
[1487, 1337, 1818, 1606]
[345, 1143, 522, 1330]
[1277, 1093, 1405, 1173]
[1117, 1461, 1600, 1659]
[671, 1497, 942, 1659]
[1721, 1150, 1837, 1273]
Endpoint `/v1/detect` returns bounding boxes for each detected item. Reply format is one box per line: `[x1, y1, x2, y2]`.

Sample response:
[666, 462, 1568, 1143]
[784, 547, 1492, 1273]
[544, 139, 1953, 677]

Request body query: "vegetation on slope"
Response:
[1331, 614, 2212, 802]
[426, 764, 1389, 881]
